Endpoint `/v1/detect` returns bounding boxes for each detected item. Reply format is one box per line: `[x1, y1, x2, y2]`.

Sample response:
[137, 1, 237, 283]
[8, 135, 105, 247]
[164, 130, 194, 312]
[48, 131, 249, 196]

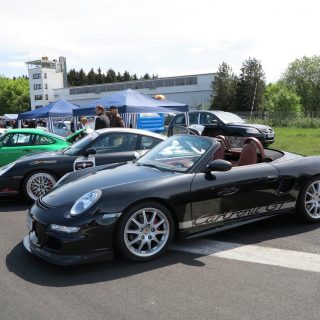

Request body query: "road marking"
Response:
[170, 239, 320, 273]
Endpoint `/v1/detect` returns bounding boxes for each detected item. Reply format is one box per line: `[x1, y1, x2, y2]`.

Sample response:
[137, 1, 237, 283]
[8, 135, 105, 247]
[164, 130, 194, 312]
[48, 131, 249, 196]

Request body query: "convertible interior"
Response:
[213, 135, 284, 166]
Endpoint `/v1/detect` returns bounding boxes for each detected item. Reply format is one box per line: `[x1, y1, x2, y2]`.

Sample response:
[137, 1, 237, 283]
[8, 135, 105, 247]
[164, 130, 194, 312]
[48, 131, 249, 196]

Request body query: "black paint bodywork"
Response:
[23, 135, 320, 265]
[0, 128, 165, 197]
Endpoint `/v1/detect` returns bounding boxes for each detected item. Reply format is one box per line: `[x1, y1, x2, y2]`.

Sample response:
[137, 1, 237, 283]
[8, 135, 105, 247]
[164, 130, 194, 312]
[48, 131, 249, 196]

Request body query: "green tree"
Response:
[235, 57, 266, 111]
[67, 68, 77, 86]
[123, 70, 131, 81]
[281, 55, 320, 113]
[105, 69, 117, 83]
[262, 82, 302, 120]
[116, 72, 123, 82]
[143, 73, 151, 80]
[87, 68, 97, 85]
[0, 76, 30, 114]
[96, 67, 104, 84]
[210, 62, 238, 111]
[78, 69, 87, 85]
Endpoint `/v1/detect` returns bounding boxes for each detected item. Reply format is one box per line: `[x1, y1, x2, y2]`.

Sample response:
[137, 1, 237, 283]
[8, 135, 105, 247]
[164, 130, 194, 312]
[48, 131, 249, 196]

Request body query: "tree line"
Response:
[67, 68, 158, 86]
[210, 55, 320, 119]
[0, 76, 30, 115]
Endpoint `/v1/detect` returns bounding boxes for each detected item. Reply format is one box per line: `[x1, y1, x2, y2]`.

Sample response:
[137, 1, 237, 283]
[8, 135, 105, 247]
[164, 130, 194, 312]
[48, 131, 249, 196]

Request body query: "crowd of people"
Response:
[1, 105, 125, 132]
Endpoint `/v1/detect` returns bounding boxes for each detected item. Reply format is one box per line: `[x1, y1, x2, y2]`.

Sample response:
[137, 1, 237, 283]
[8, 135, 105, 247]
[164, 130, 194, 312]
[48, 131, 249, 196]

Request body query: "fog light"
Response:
[49, 224, 80, 233]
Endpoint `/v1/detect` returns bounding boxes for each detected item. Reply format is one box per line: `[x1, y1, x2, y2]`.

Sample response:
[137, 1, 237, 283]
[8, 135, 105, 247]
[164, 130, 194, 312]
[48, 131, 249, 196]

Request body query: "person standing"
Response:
[95, 105, 110, 130]
[107, 106, 125, 128]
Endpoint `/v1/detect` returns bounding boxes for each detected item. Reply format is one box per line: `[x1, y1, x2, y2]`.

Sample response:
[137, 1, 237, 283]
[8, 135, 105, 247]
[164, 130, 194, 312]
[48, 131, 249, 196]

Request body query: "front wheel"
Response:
[23, 171, 57, 201]
[116, 202, 174, 261]
[297, 176, 320, 223]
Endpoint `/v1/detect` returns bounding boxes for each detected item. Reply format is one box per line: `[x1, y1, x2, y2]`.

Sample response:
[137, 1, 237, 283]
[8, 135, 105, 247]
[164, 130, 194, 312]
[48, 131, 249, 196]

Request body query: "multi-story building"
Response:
[26, 56, 67, 110]
[53, 73, 215, 109]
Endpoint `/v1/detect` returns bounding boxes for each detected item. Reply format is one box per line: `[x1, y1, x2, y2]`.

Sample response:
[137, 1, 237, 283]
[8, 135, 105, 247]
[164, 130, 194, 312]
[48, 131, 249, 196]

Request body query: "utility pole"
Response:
[250, 82, 258, 118]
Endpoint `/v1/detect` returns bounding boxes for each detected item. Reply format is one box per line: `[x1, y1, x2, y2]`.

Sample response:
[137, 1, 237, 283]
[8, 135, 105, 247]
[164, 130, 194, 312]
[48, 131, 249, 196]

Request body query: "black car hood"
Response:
[227, 123, 272, 130]
[42, 163, 173, 207]
[16, 150, 64, 163]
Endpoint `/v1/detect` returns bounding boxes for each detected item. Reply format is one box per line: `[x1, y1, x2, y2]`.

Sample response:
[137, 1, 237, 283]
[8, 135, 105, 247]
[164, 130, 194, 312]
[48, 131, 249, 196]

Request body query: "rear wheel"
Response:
[116, 202, 174, 261]
[23, 171, 57, 201]
[297, 176, 320, 223]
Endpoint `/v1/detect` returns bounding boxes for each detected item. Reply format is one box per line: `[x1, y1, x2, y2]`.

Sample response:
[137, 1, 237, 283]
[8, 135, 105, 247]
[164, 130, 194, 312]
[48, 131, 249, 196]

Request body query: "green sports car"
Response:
[0, 128, 72, 166]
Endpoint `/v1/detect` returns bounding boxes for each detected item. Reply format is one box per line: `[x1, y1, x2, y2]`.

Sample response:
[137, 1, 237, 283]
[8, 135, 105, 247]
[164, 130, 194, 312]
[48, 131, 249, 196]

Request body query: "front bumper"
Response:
[23, 208, 120, 265]
[23, 233, 114, 265]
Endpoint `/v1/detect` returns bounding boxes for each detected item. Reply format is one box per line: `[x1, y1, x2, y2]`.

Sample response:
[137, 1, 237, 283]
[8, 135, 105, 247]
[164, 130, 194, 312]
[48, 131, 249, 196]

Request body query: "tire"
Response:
[296, 176, 320, 223]
[23, 171, 57, 202]
[115, 202, 174, 261]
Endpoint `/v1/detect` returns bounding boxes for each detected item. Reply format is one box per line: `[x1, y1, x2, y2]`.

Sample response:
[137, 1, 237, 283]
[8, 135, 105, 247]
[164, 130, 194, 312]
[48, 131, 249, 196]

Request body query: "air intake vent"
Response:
[277, 178, 295, 193]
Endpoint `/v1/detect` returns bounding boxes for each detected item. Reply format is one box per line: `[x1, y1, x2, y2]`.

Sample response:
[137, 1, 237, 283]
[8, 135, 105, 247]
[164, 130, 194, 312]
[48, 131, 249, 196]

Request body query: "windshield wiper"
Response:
[137, 163, 173, 173]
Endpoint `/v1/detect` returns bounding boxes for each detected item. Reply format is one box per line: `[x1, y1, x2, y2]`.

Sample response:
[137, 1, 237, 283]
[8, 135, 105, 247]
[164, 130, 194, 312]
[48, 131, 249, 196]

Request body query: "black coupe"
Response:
[0, 128, 165, 201]
[24, 134, 320, 265]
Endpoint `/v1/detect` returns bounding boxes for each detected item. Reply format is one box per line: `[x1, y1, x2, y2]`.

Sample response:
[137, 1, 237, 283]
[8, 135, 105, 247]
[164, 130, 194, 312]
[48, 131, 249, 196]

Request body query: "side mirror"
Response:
[84, 147, 96, 157]
[211, 119, 219, 125]
[205, 160, 232, 173]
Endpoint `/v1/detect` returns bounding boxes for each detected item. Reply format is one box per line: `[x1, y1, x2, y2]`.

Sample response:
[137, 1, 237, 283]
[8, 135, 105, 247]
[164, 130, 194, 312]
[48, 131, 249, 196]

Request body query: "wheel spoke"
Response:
[137, 241, 144, 253]
[131, 218, 142, 228]
[129, 237, 140, 246]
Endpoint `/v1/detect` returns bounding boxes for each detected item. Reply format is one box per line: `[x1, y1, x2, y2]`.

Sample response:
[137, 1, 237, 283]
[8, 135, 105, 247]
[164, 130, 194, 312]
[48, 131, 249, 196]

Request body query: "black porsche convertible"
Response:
[0, 128, 165, 201]
[24, 134, 320, 265]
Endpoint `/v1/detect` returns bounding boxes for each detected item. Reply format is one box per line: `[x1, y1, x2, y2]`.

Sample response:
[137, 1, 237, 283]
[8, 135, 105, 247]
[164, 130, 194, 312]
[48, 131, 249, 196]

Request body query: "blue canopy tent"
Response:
[73, 89, 188, 129]
[18, 99, 79, 132]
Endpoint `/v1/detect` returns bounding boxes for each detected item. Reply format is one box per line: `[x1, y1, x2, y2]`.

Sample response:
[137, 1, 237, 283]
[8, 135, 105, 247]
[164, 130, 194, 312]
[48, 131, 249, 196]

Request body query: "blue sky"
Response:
[0, 0, 319, 82]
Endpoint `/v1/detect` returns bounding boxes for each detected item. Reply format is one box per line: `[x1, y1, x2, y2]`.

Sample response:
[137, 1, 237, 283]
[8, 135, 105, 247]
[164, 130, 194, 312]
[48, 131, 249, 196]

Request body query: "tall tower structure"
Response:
[26, 56, 67, 110]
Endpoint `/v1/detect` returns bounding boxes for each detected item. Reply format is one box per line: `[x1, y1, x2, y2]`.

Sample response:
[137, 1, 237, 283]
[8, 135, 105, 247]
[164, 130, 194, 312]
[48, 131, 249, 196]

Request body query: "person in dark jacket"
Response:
[106, 106, 125, 128]
[95, 105, 110, 130]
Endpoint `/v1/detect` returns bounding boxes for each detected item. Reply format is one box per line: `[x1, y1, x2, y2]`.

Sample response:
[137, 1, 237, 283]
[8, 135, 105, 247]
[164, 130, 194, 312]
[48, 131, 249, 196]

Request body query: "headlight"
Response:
[246, 128, 259, 134]
[49, 224, 80, 233]
[70, 189, 102, 216]
[0, 162, 15, 176]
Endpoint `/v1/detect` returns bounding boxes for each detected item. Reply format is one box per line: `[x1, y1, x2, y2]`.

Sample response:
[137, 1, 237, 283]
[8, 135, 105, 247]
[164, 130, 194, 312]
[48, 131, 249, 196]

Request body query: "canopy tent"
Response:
[73, 89, 188, 117]
[17, 99, 79, 132]
[18, 99, 79, 120]
[3, 114, 18, 120]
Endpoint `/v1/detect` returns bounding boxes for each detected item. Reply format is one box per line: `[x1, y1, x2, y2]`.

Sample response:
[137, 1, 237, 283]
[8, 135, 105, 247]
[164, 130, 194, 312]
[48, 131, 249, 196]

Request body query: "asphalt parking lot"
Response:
[1, 199, 320, 320]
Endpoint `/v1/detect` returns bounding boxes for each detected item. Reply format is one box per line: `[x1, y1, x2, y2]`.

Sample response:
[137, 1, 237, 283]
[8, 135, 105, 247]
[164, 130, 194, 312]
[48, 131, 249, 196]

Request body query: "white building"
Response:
[26, 56, 67, 110]
[53, 73, 215, 109]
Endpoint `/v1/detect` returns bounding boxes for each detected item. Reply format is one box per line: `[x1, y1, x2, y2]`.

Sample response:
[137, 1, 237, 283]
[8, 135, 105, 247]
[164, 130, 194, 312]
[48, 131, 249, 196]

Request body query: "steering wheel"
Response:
[244, 137, 266, 162]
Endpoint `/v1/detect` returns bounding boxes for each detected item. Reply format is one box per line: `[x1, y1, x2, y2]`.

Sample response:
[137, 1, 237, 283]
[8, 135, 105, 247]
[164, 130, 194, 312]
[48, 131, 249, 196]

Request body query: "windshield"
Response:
[216, 112, 245, 124]
[137, 135, 213, 172]
[63, 131, 99, 155]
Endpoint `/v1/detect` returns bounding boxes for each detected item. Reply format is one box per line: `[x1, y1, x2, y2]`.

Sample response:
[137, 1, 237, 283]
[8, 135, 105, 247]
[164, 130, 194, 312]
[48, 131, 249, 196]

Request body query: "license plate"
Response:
[26, 215, 34, 230]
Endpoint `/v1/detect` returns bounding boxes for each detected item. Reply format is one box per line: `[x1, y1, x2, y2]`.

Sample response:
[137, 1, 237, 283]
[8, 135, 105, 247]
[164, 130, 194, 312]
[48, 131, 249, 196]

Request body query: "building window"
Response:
[33, 84, 42, 90]
[44, 73, 47, 79]
[33, 73, 41, 79]
[45, 83, 48, 89]
[34, 95, 43, 101]
[45, 94, 48, 100]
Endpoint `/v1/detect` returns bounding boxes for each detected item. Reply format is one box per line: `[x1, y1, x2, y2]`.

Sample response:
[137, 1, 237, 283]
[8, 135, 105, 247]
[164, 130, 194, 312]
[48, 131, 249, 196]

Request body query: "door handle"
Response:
[217, 187, 239, 196]
[266, 175, 277, 181]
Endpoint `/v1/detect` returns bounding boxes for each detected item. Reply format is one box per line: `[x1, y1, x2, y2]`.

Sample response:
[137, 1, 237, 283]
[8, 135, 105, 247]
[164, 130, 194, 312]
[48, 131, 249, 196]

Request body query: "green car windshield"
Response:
[137, 135, 213, 172]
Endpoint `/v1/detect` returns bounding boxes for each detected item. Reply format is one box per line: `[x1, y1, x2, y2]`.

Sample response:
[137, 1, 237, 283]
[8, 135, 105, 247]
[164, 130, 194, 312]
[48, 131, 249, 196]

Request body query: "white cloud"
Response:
[0, 0, 319, 81]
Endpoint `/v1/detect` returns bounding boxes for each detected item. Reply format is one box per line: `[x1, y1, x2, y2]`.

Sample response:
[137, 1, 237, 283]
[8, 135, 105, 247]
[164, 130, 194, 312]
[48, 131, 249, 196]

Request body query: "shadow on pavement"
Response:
[6, 241, 205, 287]
[6, 211, 320, 287]
[0, 198, 30, 212]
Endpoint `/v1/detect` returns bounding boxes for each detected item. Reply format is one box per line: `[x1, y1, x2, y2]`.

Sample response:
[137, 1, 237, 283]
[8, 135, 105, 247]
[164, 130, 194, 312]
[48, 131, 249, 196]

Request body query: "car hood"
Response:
[227, 123, 272, 130]
[42, 163, 174, 207]
[16, 150, 63, 163]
